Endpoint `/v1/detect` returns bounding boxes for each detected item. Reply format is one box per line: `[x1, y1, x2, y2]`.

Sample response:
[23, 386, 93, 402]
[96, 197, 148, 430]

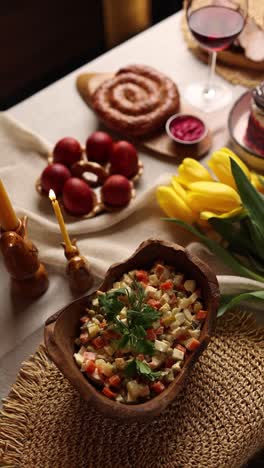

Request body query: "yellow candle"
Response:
[49, 189, 74, 253]
[0, 179, 19, 231]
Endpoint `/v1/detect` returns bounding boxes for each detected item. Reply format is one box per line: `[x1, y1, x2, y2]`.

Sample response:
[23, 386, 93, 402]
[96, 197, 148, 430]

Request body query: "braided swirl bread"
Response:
[92, 65, 180, 137]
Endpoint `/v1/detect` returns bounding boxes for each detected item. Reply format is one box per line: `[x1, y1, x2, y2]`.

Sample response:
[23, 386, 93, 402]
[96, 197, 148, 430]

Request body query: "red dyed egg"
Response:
[86, 131, 113, 164]
[101, 175, 132, 207]
[53, 137, 82, 167]
[40, 163, 71, 195]
[110, 141, 139, 178]
[63, 178, 95, 216]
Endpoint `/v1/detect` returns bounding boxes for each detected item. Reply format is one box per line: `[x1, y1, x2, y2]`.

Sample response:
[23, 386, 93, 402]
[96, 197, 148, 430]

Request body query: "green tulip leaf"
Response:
[231, 159, 264, 235]
[218, 290, 264, 317]
[163, 218, 264, 283]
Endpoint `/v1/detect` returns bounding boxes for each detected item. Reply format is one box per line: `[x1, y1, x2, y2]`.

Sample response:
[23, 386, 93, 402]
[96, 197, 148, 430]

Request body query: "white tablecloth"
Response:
[0, 12, 254, 401]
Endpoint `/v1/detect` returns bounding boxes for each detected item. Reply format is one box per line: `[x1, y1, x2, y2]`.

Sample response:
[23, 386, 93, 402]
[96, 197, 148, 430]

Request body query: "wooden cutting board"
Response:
[76, 72, 212, 161]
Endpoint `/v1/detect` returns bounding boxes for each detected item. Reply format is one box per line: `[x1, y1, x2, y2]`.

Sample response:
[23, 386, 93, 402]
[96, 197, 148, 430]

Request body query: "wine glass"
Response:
[184, 0, 247, 112]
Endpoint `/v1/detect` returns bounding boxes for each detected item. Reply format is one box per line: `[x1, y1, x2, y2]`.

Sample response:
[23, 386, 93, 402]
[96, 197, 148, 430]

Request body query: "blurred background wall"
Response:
[0, 0, 183, 110]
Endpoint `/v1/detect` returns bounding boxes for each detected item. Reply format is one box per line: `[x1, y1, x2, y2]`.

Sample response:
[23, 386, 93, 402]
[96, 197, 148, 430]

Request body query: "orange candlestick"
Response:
[0, 179, 19, 231]
[49, 189, 74, 254]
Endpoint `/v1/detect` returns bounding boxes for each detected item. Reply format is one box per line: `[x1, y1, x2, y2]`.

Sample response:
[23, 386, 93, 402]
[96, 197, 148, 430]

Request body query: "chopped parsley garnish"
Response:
[125, 359, 161, 381]
[98, 281, 160, 356]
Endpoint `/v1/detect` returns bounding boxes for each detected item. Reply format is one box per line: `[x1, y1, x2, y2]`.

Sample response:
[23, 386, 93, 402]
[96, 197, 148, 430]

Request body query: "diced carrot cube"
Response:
[102, 386, 117, 399]
[108, 375, 121, 388]
[155, 326, 164, 336]
[146, 328, 156, 341]
[186, 338, 200, 351]
[92, 336, 105, 349]
[151, 381, 165, 394]
[155, 264, 165, 275]
[104, 330, 121, 340]
[85, 360, 96, 374]
[80, 332, 89, 344]
[135, 270, 149, 283]
[196, 310, 207, 320]
[147, 299, 161, 310]
[160, 280, 173, 290]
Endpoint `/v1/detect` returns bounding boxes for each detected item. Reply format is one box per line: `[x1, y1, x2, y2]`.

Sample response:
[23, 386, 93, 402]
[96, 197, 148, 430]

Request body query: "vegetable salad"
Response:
[74, 262, 207, 403]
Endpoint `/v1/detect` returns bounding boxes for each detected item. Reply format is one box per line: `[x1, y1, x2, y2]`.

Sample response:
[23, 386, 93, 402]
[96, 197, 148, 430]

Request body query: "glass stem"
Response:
[204, 51, 217, 99]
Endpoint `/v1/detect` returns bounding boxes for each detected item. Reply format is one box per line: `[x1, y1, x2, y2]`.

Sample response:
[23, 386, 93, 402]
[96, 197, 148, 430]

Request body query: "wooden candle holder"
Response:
[62, 241, 94, 294]
[0, 216, 49, 298]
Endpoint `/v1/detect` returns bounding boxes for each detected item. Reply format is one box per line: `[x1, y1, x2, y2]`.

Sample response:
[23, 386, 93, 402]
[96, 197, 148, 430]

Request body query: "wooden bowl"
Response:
[44, 239, 219, 422]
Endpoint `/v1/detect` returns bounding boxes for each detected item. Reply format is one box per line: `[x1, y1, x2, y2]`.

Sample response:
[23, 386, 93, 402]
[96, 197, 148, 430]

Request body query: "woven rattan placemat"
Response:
[0, 311, 263, 468]
[181, 14, 264, 89]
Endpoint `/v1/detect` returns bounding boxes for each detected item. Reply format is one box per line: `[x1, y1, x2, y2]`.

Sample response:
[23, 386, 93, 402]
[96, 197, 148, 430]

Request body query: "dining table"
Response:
[0, 9, 257, 403]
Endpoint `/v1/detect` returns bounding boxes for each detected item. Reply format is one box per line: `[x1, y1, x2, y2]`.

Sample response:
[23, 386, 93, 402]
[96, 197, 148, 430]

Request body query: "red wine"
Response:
[188, 6, 245, 51]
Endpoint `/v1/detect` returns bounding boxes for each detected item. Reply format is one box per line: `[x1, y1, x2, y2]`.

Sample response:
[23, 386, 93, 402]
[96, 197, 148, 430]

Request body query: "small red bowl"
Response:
[166, 113, 208, 145]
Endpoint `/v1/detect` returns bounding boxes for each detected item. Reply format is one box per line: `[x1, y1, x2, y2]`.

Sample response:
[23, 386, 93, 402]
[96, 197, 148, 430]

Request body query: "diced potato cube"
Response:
[162, 314, 175, 326]
[123, 274, 133, 285]
[92, 318, 100, 325]
[87, 323, 100, 339]
[149, 274, 159, 286]
[189, 292, 199, 304]
[165, 370, 174, 382]
[188, 329, 201, 339]
[184, 280, 196, 292]
[116, 394, 125, 403]
[92, 298, 99, 307]
[149, 355, 163, 369]
[152, 320, 161, 330]
[127, 381, 150, 401]
[174, 312, 185, 326]
[154, 340, 169, 353]
[174, 274, 184, 287]
[171, 326, 187, 338]
[104, 345, 115, 356]
[184, 308, 194, 322]
[172, 361, 182, 373]
[160, 293, 170, 305]
[119, 307, 127, 318]
[74, 353, 84, 367]
[96, 359, 113, 377]
[193, 301, 203, 313]
[159, 303, 171, 313]
[172, 348, 185, 361]
[178, 297, 190, 309]
[154, 290, 162, 300]
[113, 281, 121, 289]
[145, 285, 157, 297]
[115, 358, 126, 370]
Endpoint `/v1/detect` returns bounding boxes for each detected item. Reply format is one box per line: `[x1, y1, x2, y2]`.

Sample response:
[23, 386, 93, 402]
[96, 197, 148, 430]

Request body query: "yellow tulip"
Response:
[187, 181, 241, 213]
[156, 186, 197, 223]
[208, 147, 251, 189]
[251, 172, 264, 194]
[176, 158, 213, 187]
[200, 207, 243, 221]
[170, 176, 188, 201]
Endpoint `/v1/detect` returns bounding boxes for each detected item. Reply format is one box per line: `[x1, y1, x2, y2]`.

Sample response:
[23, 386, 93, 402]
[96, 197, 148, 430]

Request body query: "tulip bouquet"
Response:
[157, 148, 264, 316]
